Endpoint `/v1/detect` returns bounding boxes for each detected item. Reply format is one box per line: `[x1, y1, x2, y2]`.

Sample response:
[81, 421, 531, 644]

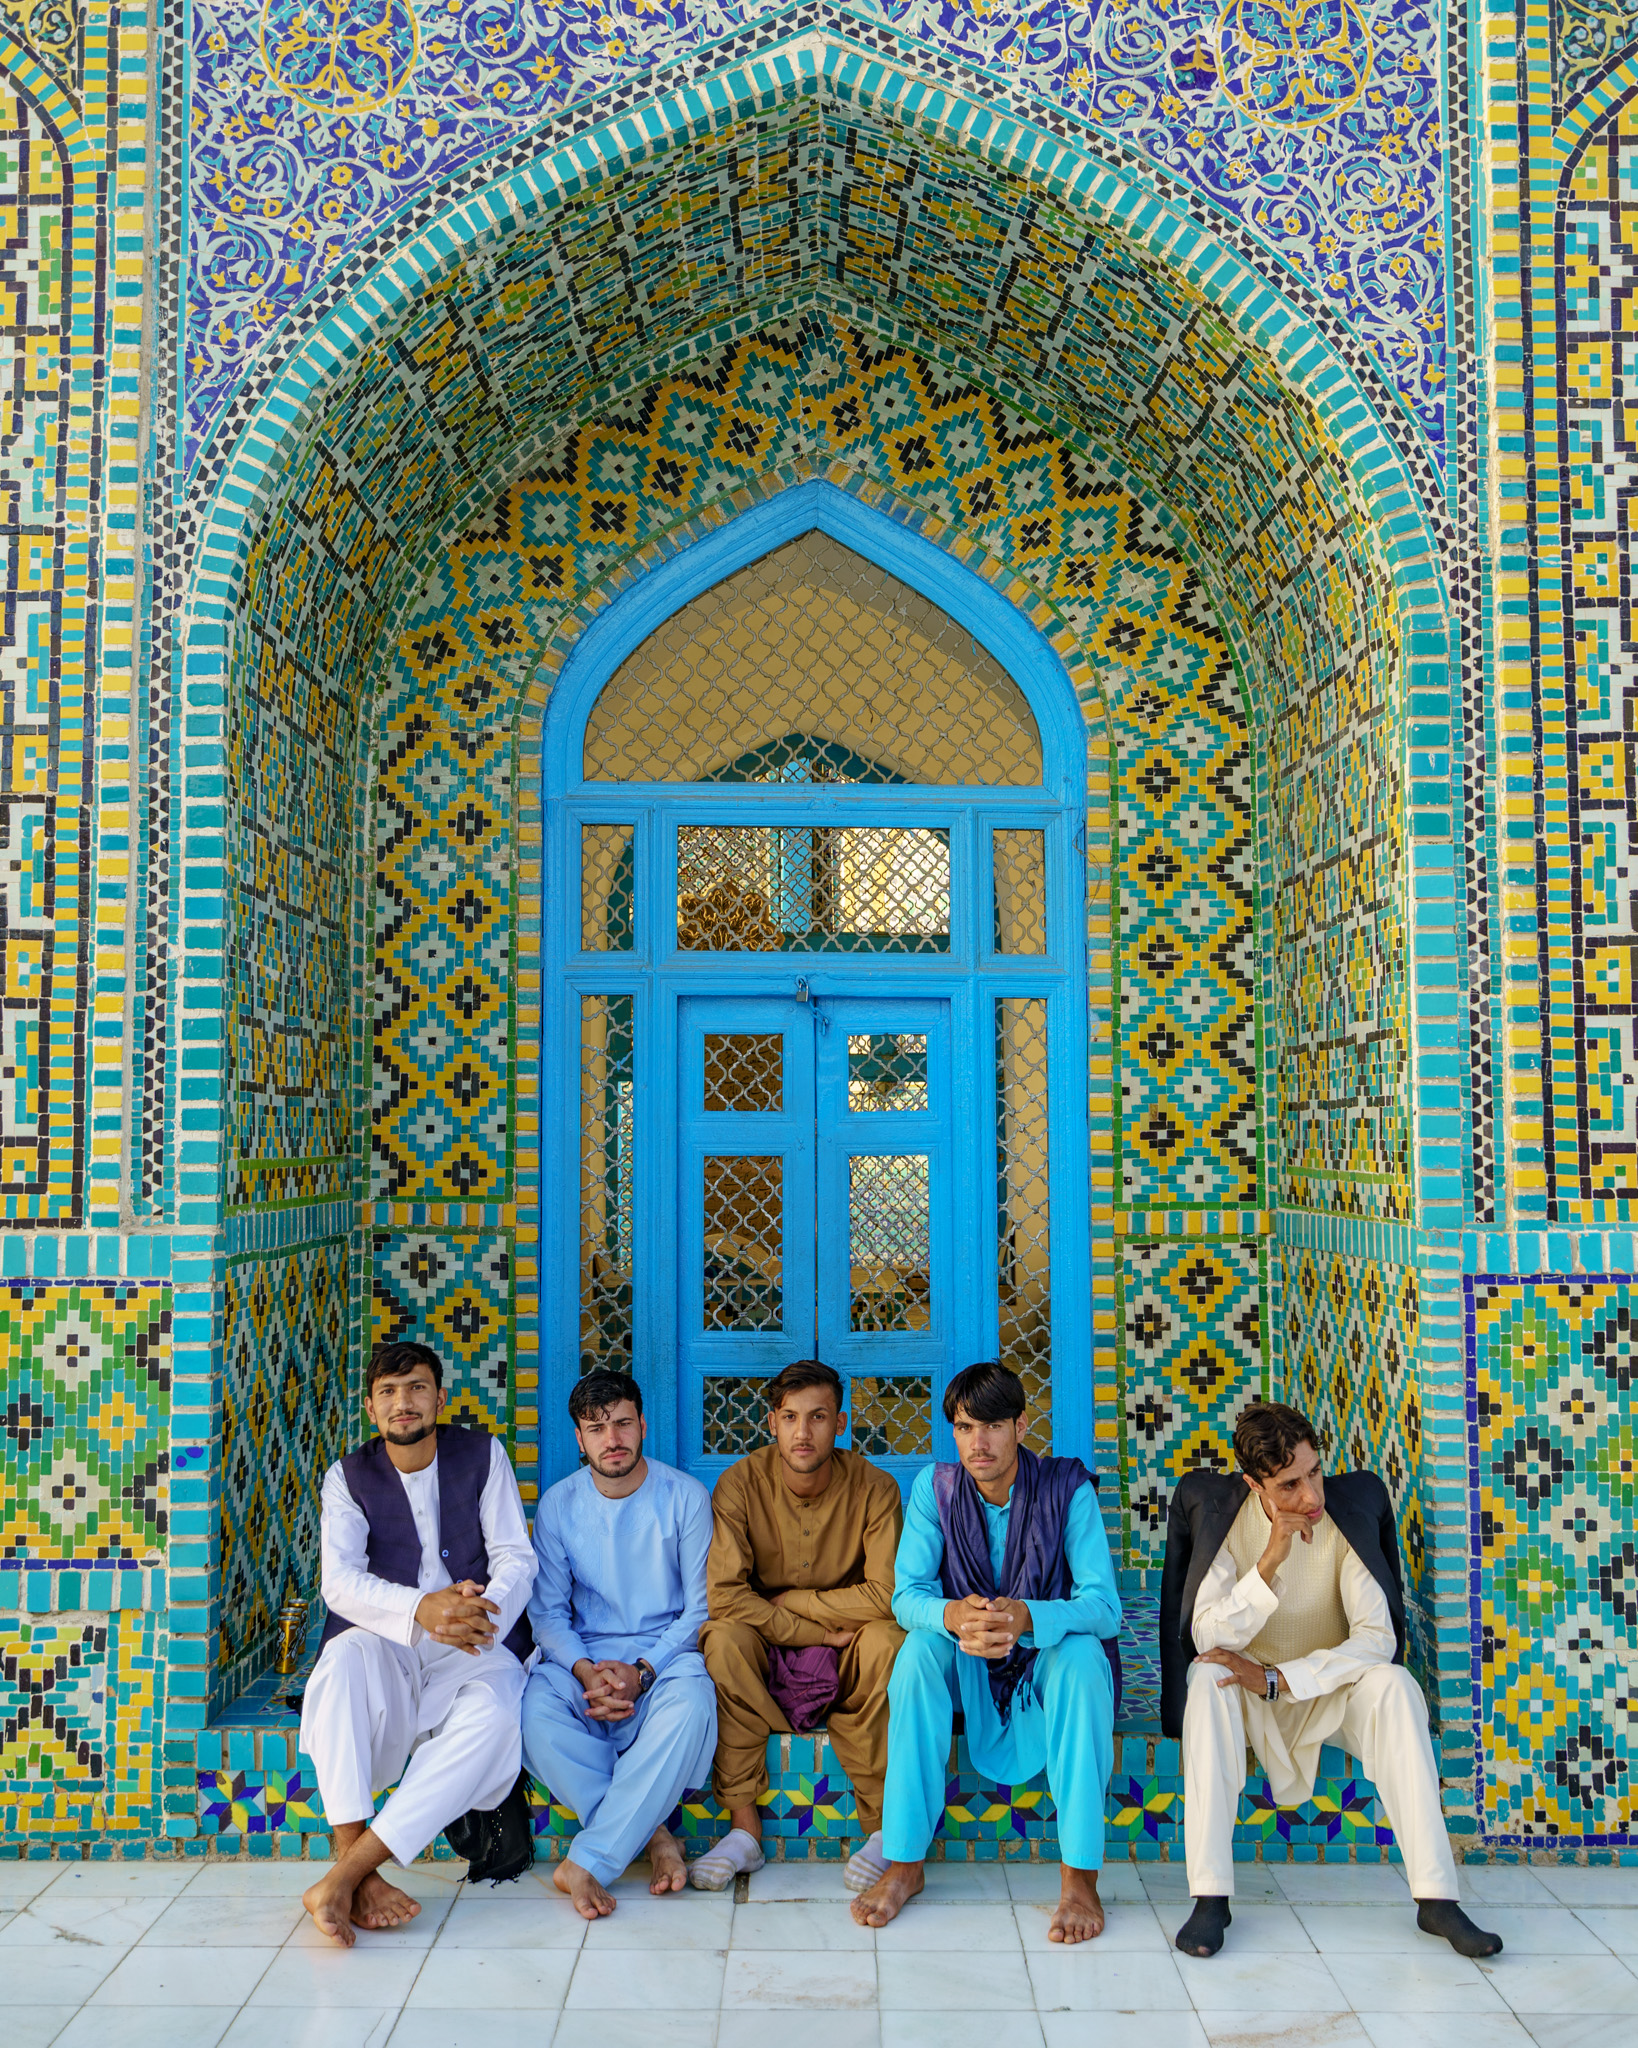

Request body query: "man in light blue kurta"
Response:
[854, 1362, 1122, 1942]
[522, 1370, 717, 1918]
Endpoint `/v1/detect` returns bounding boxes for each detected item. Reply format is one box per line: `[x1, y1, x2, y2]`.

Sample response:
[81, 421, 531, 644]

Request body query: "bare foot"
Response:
[648, 1824, 687, 1895]
[1048, 1867, 1105, 1944]
[554, 1857, 616, 1920]
[351, 1869, 422, 1930]
[850, 1860, 925, 1928]
[302, 1870, 358, 1948]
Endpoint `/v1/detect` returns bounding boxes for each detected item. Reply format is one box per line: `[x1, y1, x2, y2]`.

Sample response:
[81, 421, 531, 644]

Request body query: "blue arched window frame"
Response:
[538, 481, 1092, 1482]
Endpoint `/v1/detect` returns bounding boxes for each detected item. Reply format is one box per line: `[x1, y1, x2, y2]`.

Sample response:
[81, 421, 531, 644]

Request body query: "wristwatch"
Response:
[1263, 1665, 1280, 1701]
[636, 1659, 657, 1696]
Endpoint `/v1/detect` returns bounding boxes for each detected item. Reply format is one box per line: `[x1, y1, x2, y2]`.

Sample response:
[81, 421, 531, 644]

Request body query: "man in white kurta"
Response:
[1168, 1400, 1500, 1960]
[299, 1342, 536, 1945]
[522, 1369, 717, 1918]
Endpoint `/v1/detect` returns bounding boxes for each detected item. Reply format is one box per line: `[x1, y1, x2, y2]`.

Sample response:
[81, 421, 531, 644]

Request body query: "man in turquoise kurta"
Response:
[851, 1362, 1122, 1942]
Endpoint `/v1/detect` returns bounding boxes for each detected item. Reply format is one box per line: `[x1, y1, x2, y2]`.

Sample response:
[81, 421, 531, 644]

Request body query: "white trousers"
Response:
[1181, 1658, 1458, 1899]
[300, 1628, 526, 1865]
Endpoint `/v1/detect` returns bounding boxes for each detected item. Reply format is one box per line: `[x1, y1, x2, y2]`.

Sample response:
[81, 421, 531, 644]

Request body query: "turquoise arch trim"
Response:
[536, 480, 1094, 1481]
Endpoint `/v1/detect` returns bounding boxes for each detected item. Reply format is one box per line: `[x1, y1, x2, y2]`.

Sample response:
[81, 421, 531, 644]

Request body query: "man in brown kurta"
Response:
[690, 1359, 904, 1891]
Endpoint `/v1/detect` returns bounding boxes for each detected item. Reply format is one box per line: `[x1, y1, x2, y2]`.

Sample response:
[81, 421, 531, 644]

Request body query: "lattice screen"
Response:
[579, 994, 634, 1374]
[585, 533, 1042, 785]
[997, 997, 1051, 1427]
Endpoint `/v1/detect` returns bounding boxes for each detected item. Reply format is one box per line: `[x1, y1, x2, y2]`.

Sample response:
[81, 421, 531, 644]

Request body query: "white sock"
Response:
[844, 1830, 888, 1891]
[714, 1827, 765, 1872]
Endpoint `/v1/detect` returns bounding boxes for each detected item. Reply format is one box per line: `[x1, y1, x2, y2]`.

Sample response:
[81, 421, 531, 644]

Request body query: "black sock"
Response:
[1175, 1895, 1232, 1956]
[1416, 1898, 1503, 1957]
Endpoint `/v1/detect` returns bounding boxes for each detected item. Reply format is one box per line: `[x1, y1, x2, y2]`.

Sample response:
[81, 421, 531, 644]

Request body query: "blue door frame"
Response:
[539, 482, 1092, 1484]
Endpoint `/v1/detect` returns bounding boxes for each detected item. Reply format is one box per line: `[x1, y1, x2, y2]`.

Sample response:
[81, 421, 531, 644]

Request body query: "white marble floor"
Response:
[3, 1851, 1633, 2048]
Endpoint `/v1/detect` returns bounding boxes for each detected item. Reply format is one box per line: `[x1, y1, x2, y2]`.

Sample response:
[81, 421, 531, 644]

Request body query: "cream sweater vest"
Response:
[1221, 1490, 1348, 1665]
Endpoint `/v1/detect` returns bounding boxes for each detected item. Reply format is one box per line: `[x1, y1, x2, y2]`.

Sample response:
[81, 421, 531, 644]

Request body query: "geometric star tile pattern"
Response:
[218, 1240, 350, 1708]
[0, 1284, 171, 1562]
[1120, 1239, 1264, 1565]
[371, 1230, 514, 1443]
[1469, 1277, 1638, 1845]
[1283, 1247, 1423, 1586]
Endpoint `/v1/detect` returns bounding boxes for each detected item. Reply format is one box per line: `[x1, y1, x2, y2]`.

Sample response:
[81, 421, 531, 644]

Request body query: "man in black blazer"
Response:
[1159, 1399, 1499, 1961]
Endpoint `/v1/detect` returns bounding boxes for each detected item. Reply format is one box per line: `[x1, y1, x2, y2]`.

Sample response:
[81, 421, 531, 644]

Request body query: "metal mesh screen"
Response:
[996, 998, 1051, 1426]
[584, 533, 1042, 785]
[702, 1376, 771, 1457]
[580, 824, 635, 951]
[579, 994, 634, 1374]
[993, 828, 1047, 954]
[849, 1153, 932, 1332]
[851, 1375, 933, 1458]
[676, 825, 949, 953]
[848, 1033, 929, 1113]
[702, 1155, 784, 1331]
[703, 1032, 784, 1113]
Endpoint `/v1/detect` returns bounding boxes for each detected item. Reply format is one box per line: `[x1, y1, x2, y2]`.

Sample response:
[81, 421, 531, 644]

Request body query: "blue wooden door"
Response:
[678, 992, 967, 1485]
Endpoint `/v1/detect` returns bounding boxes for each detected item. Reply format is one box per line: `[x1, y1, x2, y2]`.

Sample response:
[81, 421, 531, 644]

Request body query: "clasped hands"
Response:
[767, 1590, 856, 1650]
[414, 1579, 499, 1655]
[944, 1592, 1031, 1660]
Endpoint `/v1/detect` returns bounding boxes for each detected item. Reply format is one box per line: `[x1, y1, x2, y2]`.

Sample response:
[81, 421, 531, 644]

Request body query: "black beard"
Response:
[384, 1419, 436, 1445]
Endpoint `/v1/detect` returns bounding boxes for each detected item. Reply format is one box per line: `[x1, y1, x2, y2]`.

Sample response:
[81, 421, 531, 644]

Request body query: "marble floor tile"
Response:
[386, 2018, 545, 2048]
[220, 2008, 401, 2048]
[729, 1897, 874, 1948]
[54, 2006, 239, 2048]
[720, 2016, 881, 2048]
[90, 1946, 279, 2007]
[1478, 1957, 1638, 2015]
[875, 1900, 1025, 1951]
[9, 2008, 81, 2048]
[721, 1948, 877, 2007]
[1270, 1867, 1413, 1906]
[244, 1946, 414, 2009]
[436, 1894, 588, 1948]
[184, 1864, 326, 1897]
[1040, 2016, 1206, 2048]
[142, 1895, 307, 1947]
[0, 1892, 170, 1946]
[402, 1943, 578, 2009]
[1440, 1908, 1607, 1956]
[0, 1870, 62, 1906]
[1171, 1901, 1315, 1952]
[553, 2013, 720, 2048]
[8, 1938, 146, 2005]
[1456, 1869, 1558, 1908]
[916, 1863, 1015, 1902]
[1025, 1945, 1194, 2011]
[1292, 1905, 1455, 1952]
[562, 1944, 727, 2010]
[1567, 1908, 1638, 1958]
[1142, 1865, 1285, 1903]
[37, 1864, 196, 1898]
[1194, 2015, 1370, 2047]
[1324, 1951, 1508, 2014]
[1355, 2013, 1534, 2048]
[580, 1892, 734, 1947]
[1514, 2019, 1638, 2048]
[1171, 1950, 1347, 2012]
[878, 1948, 1035, 2011]
[1532, 1870, 1638, 1909]
[742, 1862, 856, 1902]
[882, 2012, 1045, 2048]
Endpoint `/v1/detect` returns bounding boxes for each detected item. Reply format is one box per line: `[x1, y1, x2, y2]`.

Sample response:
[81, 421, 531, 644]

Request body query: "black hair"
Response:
[366, 1340, 444, 1399]
[570, 1369, 644, 1426]
[942, 1361, 1026, 1426]
[764, 1360, 844, 1410]
[1233, 1399, 1321, 1481]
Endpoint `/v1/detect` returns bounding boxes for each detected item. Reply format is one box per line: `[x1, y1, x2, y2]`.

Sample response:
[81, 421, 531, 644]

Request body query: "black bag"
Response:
[444, 1769, 536, 1884]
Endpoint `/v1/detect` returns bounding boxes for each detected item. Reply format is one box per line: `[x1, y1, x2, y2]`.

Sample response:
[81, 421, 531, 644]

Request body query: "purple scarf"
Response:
[932, 1447, 1122, 1724]
[767, 1645, 841, 1732]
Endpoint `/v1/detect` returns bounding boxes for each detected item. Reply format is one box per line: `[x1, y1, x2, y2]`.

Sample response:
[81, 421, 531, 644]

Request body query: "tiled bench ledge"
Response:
[175, 1721, 1422, 1867]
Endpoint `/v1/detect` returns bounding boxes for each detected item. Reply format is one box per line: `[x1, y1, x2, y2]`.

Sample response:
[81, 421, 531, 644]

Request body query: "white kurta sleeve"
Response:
[1189, 1541, 1281, 1653]
[1271, 1543, 1396, 1701]
[475, 1436, 537, 1651]
[319, 1460, 424, 1645]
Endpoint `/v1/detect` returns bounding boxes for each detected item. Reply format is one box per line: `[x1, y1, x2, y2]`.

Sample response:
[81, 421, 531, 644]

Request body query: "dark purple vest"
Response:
[320, 1424, 533, 1661]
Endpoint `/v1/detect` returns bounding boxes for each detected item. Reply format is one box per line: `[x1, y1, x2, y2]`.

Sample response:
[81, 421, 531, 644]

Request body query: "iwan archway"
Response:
[181, 29, 1455, 1793]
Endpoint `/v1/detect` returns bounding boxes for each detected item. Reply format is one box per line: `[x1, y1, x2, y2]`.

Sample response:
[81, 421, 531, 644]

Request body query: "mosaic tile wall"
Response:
[217, 1242, 349, 1709]
[1468, 1278, 1638, 1846]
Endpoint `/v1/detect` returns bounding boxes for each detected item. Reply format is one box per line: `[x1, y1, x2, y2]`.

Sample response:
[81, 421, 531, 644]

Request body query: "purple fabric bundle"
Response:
[767, 1643, 842, 1731]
